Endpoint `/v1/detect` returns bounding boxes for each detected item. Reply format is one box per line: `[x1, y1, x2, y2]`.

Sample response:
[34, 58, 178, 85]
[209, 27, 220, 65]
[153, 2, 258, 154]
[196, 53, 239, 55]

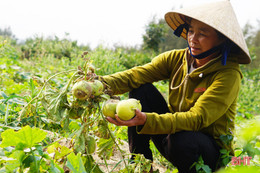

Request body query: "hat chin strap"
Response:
[187, 42, 224, 60]
[187, 40, 233, 65]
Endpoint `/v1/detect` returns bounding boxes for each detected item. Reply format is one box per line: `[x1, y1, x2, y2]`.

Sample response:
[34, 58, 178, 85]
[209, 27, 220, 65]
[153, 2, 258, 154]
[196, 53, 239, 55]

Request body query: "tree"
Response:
[158, 19, 187, 52]
[253, 20, 260, 47]
[0, 27, 17, 45]
[142, 17, 187, 53]
[0, 27, 15, 39]
[242, 21, 260, 69]
[243, 22, 255, 47]
[142, 17, 167, 53]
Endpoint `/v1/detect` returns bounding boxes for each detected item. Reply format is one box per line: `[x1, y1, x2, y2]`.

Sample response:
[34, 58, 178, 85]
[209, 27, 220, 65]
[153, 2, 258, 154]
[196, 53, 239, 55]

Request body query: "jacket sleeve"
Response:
[137, 69, 241, 134]
[102, 50, 182, 95]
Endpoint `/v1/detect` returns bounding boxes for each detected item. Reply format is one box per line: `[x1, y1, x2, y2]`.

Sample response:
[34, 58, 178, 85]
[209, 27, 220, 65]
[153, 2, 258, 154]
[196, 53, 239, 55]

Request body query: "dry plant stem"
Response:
[83, 113, 100, 127]
[20, 69, 79, 119]
[99, 106, 129, 172]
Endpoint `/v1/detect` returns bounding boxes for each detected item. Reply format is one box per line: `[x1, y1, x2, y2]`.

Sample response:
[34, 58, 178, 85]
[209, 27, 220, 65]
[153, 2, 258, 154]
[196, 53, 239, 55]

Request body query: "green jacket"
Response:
[102, 48, 242, 154]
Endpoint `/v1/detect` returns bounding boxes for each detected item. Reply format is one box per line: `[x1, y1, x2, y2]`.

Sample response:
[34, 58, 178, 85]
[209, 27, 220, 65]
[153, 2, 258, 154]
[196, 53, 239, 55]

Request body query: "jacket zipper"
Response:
[179, 74, 189, 112]
[175, 53, 222, 111]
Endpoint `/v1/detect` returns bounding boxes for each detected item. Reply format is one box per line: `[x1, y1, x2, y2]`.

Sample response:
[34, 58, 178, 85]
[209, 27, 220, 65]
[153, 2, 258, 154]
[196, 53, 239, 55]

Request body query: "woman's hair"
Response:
[216, 31, 226, 40]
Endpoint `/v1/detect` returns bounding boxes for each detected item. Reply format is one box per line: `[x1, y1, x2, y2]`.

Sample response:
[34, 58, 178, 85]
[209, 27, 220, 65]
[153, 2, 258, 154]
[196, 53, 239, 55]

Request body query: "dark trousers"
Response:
[128, 83, 220, 173]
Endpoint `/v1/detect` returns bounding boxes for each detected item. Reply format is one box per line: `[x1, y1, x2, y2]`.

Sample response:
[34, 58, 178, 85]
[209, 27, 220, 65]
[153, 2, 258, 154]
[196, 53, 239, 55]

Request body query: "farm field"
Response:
[0, 36, 259, 173]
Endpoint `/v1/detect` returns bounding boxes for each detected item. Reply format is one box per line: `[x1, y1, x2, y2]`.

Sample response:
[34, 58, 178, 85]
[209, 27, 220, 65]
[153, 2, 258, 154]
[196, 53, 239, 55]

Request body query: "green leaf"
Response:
[9, 150, 26, 166]
[15, 142, 27, 150]
[243, 143, 259, 158]
[72, 124, 94, 154]
[29, 78, 37, 98]
[69, 120, 81, 132]
[47, 142, 72, 161]
[4, 159, 20, 172]
[1, 151, 22, 172]
[96, 120, 110, 139]
[195, 164, 202, 171]
[219, 149, 228, 155]
[222, 157, 230, 165]
[0, 104, 6, 116]
[217, 166, 260, 173]
[0, 91, 8, 99]
[41, 87, 69, 121]
[100, 94, 110, 100]
[0, 125, 47, 149]
[201, 164, 211, 173]
[256, 141, 260, 148]
[23, 155, 35, 168]
[97, 138, 114, 160]
[240, 119, 260, 142]
[49, 160, 64, 173]
[66, 152, 87, 173]
[2, 93, 27, 105]
[235, 149, 243, 157]
[131, 154, 152, 173]
[82, 155, 103, 173]
[220, 134, 233, 146]
[35, 144, 44, 156]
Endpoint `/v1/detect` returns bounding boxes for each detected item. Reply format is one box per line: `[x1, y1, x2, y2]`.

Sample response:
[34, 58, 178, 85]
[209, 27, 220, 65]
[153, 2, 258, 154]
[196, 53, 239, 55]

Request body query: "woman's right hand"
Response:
[106, 109, 147, 127]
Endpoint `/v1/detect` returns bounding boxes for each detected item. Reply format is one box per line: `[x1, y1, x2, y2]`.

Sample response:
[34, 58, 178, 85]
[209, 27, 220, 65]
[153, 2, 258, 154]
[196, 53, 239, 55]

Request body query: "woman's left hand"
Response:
[106, 109, 147, 127]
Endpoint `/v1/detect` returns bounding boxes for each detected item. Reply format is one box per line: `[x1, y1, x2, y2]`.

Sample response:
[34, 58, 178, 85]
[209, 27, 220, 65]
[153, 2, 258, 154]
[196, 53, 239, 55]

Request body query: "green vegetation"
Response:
[0, 19, 259, 172]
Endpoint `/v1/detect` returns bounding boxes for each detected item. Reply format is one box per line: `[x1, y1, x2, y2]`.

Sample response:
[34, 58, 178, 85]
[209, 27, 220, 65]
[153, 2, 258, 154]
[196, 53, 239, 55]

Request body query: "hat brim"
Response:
[164, 1, 251, 64]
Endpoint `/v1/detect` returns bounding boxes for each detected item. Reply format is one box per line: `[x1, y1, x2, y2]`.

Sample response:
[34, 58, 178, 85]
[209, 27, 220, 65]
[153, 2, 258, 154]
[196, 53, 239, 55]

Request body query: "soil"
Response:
[92, 140, 169, 172]
[47, 131, 170, 172]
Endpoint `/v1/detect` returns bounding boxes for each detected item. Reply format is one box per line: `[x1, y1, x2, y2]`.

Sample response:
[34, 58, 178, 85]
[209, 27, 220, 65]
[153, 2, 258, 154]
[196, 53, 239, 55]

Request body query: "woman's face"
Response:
[187, 19, 223, 56]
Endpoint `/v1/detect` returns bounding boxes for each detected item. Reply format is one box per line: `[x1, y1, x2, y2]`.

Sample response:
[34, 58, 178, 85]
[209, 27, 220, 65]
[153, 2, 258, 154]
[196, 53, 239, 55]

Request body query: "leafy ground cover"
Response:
[0, 37, 259, 172]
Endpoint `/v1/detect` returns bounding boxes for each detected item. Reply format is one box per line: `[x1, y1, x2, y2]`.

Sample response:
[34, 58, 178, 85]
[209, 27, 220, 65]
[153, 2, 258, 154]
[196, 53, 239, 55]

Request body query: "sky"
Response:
[1, 0, 260, 49]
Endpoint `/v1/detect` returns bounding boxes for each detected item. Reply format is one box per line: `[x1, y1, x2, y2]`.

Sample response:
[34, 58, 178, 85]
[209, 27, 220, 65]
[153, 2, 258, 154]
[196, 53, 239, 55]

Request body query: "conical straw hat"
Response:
[165, 0, 251, 64]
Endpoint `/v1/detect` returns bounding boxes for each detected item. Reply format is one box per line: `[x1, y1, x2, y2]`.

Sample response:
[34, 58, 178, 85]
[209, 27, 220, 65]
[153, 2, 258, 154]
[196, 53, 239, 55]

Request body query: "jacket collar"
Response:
[170, 49, 242, 90]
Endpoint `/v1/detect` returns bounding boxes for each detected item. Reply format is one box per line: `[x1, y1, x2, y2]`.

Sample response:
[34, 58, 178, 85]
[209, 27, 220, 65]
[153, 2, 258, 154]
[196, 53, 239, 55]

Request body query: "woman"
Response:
[103, 1, 251, 172]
